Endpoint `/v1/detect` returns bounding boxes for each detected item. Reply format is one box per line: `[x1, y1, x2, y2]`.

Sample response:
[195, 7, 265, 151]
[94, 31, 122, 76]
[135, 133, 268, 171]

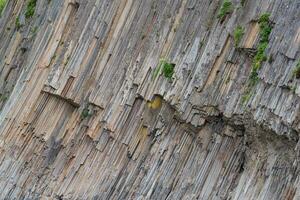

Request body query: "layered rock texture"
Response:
[0, 0, 299, 199]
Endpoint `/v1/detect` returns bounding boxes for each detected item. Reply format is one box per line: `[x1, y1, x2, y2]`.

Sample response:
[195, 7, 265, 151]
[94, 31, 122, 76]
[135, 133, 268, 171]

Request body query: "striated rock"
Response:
[0, 0, 299, 199]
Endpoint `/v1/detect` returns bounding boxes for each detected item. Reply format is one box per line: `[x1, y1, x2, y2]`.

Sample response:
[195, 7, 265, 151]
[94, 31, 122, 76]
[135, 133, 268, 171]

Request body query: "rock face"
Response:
[0, 0, 299, 199]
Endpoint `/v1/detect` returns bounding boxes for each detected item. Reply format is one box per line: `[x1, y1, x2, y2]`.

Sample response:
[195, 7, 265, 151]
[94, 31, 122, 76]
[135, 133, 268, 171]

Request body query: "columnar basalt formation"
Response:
[0, 0, 299, 199]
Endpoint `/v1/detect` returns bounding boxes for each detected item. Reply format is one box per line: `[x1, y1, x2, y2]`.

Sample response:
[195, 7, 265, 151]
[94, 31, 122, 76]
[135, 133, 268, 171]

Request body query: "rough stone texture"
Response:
[0, 0, 299, 199]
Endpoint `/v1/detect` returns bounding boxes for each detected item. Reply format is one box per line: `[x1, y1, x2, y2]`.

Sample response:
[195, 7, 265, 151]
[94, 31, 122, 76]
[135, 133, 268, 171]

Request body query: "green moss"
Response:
[233, 25, 244, 47]
[0, 0, 6, 16]
[15, 16, 21, 30]
[81, 108, 90, 119]
[249, 13, 272, 83]
[152, 59, 175, 80]
[81, 105, 94, 120]
[217, 0, 233, 21]
[25, 0, 37, 19]
[162, 61, 175, 79]
[241, 0, 246, 6]
[293, 60, 300, 79]
[242, 13, 272, 105]
[258, 13, 270, 24]
[252, 42, 268, 70]
[248, 70, 259, 87]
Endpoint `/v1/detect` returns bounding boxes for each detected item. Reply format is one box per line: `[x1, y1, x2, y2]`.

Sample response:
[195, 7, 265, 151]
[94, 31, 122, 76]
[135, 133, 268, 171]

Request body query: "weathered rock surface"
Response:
[0, 0, 299, 199]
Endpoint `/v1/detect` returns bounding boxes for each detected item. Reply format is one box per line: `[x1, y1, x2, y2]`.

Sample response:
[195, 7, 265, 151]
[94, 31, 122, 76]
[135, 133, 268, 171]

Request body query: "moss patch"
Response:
[15, 16, 22, 30]
[81, 106, 93, 120]
[162, 61, 175, 80]
[0, 0, 6, 16]
[249, 13, 272, 85]
[218, 0, 233, 21]
[25, 0, 37, 19]
[233, 25, 244, 47]
[242, 13, 273, 105]
[152, 59, 175, 80]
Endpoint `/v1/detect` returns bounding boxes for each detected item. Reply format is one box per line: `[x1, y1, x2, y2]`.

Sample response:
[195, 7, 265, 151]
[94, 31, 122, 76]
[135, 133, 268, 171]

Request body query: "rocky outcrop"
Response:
[0, 0, 299, 199]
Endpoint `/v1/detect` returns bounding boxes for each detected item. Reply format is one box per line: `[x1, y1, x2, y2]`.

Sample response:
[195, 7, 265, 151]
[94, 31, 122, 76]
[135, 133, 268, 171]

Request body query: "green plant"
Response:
[293, 60, 300, 79]
[248, 69, 259, 87]
[81, 108, 90, 119]
[0, 0, 6, 16]
[161, 60, 175, 79]
[81, 105, 94, 119]
[241, 0, 246, 6]
[233, 25, 244, 47]
[152, 59, 175, 80]
[218, 0, 233, 21]
[252, 42, 268, 70]
[15, 16, 21, 30]
[25, 0, 37, 19]
[242, 13, 272, 105]
[258, 13, 270, 24]
[250, 13, 272, 81]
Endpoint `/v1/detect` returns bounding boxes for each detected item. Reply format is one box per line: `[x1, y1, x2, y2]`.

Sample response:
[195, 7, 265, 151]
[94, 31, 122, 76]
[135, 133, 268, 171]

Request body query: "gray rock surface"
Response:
[0, 0, 299, 199]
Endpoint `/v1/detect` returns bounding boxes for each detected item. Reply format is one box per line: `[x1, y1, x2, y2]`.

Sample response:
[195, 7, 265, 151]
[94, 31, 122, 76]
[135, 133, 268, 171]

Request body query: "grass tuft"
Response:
[242, 13, 272, 105]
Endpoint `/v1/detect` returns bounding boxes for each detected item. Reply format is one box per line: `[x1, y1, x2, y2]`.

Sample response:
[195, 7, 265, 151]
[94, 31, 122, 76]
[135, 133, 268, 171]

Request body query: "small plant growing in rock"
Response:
[293, 60, 300, 79]
[250, 13, 272, 85]
[218, 0, 233, 21]
[242, 13, 273, 105]
[25, 0, 37, 19]
[15, 16, 21, 30]
[152, 59, 175, 80]
[0, 0, 6, 16]
[233, 25, 244, 47]
[81, 107, 92, 119]
[258, 13, 272, 42]
[162, 61, 175, 80]
[252, 42, 268, 71]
